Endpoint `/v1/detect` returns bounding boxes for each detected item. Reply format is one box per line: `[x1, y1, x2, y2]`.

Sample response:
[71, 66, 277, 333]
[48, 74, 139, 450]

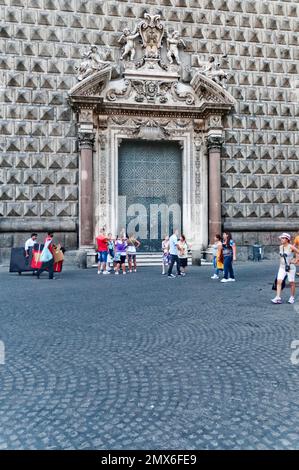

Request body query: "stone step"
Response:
[88, 251, 193, 267]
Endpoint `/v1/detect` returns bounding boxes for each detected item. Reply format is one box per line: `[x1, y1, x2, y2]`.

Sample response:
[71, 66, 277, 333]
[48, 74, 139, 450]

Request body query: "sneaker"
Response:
[97, 270, 102, 275]
[271, 297, 282, 304]
[129, 270, 132, 273]
[115, 272, 119, 275]
[103, 271, 110, 275]
[228, 278, 236, 282]
[288, 296, 295, 304]
[181, 272, 186, 277]
[221, 278, 229, 283]
[211, 274, 219, 279]
[168, 274, 176, 278]
[134, 269, 137, 272]
[123, 271, 126, 275]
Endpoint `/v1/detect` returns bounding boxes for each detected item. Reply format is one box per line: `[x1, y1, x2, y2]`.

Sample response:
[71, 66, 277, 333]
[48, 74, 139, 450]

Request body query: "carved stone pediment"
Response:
[191, 71, 236, 107]
[69, 65, 236, 115]
[68, 14, 236, 116]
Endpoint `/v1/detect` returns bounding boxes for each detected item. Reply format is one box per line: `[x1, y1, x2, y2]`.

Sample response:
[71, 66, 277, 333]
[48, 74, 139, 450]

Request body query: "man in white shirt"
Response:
[25, 233, 38, 257]
[168, 229, 181, 278]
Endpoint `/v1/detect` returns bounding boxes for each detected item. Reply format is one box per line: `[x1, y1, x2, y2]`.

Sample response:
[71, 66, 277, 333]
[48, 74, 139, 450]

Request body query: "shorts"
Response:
[277, 265, 296, 283]
[163, 253, 170, 265]
[179, 258, 188, 268]
[98, 251, 108, 263]
[116, 255, 126, 264]
[128, 254, 136, 261]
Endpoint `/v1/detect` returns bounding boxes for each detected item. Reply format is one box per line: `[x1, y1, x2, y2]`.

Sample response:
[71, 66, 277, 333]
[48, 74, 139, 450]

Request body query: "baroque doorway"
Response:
[118, 140, 182, 251]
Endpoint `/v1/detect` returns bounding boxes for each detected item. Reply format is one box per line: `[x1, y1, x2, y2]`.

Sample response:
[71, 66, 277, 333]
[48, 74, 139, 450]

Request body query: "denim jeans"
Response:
[223, 255, 234, 280]
[168, 254, 180, 276]
[37, 258, 54, 279]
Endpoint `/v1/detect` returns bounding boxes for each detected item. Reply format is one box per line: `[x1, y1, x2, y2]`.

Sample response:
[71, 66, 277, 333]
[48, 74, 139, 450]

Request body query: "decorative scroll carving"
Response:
[171, 82, 195, 105]
[132, 119, 170, 140]
[106, 79, 131, 101]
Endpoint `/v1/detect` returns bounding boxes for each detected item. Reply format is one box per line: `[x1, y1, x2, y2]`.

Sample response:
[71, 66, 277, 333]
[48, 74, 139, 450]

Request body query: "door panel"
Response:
[118, 140, 182, 252]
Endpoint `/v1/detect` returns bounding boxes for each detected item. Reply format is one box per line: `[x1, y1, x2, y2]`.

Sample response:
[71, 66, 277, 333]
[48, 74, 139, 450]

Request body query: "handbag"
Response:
[272, 276, 287, 291]
[53, 245, 64, 263]
[40, 240, 53, 263]
[216, 253, 224, 270]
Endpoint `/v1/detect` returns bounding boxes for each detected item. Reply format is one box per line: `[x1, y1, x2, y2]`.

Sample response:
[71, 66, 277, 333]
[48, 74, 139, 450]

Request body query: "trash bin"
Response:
[252, 243, 262, 261]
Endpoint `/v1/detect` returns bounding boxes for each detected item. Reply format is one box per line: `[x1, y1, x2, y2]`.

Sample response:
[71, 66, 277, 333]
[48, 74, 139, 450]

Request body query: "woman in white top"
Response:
[271, 233, 299, 304]
[127, 234, 141, 273]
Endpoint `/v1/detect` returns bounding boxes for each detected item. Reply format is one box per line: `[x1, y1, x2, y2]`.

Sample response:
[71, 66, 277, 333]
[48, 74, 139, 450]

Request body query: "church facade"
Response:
[0, 1, 298, 262]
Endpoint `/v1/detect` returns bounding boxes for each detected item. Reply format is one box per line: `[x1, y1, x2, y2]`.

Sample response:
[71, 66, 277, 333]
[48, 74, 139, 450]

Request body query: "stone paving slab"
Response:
[0, 263, 299, 450]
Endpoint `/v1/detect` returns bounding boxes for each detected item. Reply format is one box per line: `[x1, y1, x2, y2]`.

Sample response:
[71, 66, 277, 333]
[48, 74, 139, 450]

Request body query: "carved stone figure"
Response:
[166, 31, 186, 65]
[118, 28, 140, 61]
[138, 14, 164, 59]
[197, 56, 228, 86]
[76, 46, 110, 81]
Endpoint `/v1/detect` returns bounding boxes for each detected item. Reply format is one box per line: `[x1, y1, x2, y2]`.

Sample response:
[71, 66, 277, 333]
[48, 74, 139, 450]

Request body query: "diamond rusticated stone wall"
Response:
[0, 0, 298, 260]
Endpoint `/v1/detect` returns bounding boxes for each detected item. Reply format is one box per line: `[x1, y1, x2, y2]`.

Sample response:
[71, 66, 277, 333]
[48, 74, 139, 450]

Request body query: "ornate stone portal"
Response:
[69, 14, 236, 262]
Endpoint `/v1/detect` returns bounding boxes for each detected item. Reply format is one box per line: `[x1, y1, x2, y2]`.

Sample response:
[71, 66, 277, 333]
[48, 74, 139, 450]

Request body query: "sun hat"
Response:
[278, 233, 291, 241]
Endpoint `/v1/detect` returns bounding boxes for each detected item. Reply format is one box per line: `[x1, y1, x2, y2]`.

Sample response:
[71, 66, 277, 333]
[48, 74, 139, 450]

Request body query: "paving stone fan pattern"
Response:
[1, 264, 299, 449]
[0, 0, 298, 254]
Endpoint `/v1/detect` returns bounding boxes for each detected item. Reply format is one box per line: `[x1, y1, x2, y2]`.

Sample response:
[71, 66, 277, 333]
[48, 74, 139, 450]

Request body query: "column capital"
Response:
[207, 135, 224, 151]
[78, 132, 95, 150]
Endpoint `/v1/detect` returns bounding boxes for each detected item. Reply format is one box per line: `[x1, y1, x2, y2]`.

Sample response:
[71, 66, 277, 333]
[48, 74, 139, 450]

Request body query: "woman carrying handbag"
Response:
[36, 232, 55, 280]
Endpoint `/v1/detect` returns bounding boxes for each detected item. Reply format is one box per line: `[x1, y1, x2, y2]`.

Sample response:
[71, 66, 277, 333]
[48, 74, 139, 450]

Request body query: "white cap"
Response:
[278, 233, 291, 241]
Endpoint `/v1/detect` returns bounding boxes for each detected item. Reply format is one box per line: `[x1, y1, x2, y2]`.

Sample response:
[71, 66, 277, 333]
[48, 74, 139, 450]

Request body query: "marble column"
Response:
[78, 132, 95, 248]
[207, 135, 223, 244]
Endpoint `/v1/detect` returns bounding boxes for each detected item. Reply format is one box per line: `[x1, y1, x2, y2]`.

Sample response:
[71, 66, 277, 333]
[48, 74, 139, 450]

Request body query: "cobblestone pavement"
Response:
[0, 262, 299, 450]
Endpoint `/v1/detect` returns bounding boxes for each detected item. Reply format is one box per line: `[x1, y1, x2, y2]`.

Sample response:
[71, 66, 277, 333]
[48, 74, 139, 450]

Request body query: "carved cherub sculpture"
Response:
[118, 28, 140, 61]
[166, 31, 186, 65]
[76, 46, 110, 81]
[197, 55, 228, 86]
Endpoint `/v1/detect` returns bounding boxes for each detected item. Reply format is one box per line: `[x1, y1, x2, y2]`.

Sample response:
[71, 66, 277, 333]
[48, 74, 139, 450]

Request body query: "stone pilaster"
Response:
[78, 131, 95, 249]
[207, 135, 223, 244]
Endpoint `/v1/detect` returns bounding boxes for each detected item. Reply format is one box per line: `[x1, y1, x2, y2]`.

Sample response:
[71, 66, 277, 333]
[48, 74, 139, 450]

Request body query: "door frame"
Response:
[93, 123, 207, 253]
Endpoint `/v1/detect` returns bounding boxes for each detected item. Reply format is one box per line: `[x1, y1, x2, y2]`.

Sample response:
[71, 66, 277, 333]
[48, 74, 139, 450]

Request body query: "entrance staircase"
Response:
[87, 251, 193, 268]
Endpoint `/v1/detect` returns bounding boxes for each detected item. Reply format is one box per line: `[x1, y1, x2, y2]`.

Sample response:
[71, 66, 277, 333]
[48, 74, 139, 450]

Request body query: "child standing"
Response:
[114, 235, 128, 275]
[211, 234, 223, 279]
[107, 233, 115, 272]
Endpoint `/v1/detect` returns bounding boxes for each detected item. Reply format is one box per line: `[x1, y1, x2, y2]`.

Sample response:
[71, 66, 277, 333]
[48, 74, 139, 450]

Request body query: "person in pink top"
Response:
[96, 228, 109, 275]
